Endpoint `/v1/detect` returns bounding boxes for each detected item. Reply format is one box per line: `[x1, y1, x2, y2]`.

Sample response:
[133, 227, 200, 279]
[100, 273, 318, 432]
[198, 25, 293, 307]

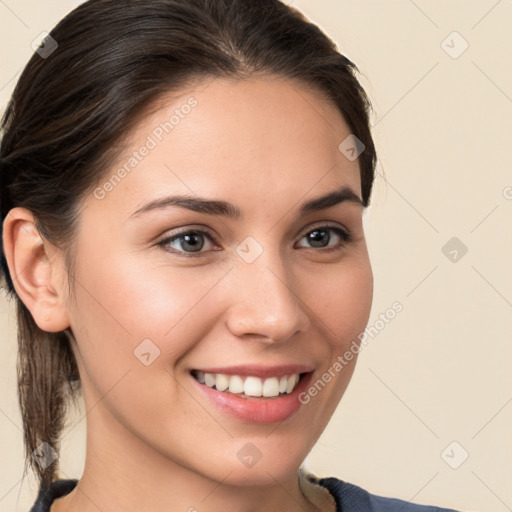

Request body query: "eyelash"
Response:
[156, 224, 353, 258]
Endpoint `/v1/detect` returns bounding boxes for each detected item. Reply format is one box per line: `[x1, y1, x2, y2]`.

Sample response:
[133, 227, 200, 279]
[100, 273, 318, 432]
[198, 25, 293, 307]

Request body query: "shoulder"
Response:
[306, 473, 460, 512]
[30, 479, 77, 512]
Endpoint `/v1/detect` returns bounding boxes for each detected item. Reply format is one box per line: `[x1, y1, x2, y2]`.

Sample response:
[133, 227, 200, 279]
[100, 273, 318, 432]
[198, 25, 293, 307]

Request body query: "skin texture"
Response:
[3, 75, 373, 512]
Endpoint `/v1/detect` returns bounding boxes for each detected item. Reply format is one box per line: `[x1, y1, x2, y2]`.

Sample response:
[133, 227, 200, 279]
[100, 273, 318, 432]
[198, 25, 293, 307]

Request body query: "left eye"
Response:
[296, 226, 351, 250]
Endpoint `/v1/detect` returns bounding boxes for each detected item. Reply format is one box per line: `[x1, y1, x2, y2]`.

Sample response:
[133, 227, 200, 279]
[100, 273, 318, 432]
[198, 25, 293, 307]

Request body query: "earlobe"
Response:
[2, 207, 71, 333]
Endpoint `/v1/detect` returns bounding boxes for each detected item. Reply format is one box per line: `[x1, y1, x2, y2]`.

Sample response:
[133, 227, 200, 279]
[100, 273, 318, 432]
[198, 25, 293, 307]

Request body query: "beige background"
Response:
[1, 1, 511, 511]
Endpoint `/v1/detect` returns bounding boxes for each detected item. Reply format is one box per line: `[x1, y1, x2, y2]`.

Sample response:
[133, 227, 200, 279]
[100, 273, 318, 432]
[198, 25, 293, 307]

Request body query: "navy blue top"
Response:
[30, 476, 460, 511]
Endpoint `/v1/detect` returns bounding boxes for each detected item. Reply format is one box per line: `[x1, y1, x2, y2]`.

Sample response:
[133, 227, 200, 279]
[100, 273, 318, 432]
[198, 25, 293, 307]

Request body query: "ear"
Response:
[2, 207, 71, 332]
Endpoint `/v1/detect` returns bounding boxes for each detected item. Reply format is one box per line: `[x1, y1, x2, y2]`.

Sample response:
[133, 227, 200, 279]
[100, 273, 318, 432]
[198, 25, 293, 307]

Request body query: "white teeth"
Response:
[204, 373, 215, 387]
[215, 374, 229, 392]
[244, 376, 262, 396]
[262, 377, 280, 397]
[286, 373, 299, 394]
[194, 371, 302, 397]
[228, 375, 244, 394]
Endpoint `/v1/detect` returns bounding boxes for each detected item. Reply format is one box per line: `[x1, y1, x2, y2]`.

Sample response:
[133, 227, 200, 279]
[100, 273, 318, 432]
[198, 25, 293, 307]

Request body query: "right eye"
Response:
[157, 229, 220, 257]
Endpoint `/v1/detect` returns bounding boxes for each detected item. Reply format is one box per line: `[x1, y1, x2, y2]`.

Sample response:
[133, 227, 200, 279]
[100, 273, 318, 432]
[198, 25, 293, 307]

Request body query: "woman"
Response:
[0, 1, 461, 510]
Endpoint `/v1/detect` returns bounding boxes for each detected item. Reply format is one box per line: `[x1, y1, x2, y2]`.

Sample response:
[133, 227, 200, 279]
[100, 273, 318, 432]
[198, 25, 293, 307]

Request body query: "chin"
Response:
[220, 463, 301, 487]
[207, 442, 307, 487]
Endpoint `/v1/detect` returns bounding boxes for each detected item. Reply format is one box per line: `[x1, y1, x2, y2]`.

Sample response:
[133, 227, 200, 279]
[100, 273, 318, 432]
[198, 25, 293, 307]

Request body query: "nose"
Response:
[224, 246, 310, 343]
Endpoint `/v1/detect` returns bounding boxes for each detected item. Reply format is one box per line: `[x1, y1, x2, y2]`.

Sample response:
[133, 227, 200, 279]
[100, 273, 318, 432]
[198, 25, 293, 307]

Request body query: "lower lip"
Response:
[192, 372, 313, 424]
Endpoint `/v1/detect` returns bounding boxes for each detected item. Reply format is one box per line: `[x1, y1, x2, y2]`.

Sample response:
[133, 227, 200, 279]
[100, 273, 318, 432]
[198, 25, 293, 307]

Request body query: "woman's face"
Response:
[63, 75, 373, 486]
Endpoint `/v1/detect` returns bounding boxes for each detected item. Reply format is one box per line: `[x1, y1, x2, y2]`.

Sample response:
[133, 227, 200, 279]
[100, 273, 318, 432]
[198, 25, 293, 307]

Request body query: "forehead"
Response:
[88, 75, 362, 218]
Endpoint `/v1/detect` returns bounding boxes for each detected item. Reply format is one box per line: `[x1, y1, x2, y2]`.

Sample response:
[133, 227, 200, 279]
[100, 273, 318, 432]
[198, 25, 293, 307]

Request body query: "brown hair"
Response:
[0, 0, 377, 488]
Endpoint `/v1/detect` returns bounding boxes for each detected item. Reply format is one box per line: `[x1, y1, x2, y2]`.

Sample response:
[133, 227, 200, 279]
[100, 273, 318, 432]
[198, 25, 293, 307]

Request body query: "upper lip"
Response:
[191, 364, 314, 379]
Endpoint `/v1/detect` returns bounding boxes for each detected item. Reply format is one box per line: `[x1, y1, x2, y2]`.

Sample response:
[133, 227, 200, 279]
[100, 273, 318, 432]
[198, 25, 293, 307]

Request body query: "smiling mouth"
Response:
[190, 370, 307, 398]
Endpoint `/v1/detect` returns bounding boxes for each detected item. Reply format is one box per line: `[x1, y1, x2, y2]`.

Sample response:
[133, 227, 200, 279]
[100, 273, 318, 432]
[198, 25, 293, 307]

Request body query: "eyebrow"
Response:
[129, 186, 363, 220]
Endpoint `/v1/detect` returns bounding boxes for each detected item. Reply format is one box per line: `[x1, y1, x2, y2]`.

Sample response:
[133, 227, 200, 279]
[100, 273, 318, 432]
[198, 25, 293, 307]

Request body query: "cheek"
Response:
[304, 256, 373, 348]
[69, 246, 228, 355]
